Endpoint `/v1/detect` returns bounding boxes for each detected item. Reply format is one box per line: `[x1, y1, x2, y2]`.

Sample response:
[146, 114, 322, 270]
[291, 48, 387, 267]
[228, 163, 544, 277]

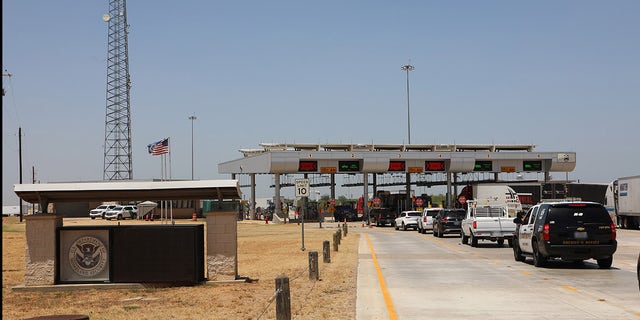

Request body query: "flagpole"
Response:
[169, 137, 173, 224]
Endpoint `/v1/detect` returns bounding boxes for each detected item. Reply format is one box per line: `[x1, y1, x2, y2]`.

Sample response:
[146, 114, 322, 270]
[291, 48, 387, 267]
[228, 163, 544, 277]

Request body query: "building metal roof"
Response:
[14, 180, 242, 204]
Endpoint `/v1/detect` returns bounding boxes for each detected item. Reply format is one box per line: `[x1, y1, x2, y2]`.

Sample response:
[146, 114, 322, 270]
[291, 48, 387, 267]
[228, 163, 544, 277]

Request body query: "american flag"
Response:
[147, 138, 169, 156]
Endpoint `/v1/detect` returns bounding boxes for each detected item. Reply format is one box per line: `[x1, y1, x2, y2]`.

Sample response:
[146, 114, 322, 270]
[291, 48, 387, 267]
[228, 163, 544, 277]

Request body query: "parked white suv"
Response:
[417, 208, 442, 234]
[89, 204, 117, 219]
[394, 211, 421, 231]
[104, 205, 138, 220]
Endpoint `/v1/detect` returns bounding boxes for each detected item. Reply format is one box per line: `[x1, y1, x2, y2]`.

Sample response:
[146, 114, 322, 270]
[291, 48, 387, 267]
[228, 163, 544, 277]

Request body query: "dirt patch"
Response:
[2, 217, 359, 319]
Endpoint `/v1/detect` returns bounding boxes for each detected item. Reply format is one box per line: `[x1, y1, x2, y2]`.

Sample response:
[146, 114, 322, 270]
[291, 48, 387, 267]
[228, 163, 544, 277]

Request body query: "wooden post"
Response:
[322, 240, 330, 263]
[343, 223, 348, 237]
[275, 275, 291, 320]
[308, 251, 319, 280]
[333, 233, 339, 252]
[336, 230, 341, 245]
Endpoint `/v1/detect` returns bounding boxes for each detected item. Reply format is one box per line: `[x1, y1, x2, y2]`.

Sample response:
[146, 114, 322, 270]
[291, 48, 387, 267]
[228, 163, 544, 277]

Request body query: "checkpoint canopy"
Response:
[14, 180, 242, 213]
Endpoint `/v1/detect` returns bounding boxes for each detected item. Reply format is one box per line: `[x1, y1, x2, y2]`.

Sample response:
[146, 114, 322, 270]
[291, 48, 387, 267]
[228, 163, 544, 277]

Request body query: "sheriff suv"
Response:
[513, 202, 617, 268]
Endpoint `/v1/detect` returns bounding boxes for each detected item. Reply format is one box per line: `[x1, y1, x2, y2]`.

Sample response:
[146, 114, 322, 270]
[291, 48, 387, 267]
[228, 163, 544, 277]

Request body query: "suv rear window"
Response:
[407, 212, 421, 217]
[443, 209, 465, 218]
[424, 210, 440, 217]
[548, 203, 610, 225]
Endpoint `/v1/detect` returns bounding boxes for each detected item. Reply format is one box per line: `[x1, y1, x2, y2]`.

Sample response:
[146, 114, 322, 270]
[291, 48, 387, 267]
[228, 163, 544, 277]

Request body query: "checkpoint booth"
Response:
[13, 180, 241, 286]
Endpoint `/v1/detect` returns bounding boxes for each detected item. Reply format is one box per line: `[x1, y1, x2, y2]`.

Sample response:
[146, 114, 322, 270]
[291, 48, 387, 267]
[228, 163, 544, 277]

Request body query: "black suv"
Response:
[370, 208, 396, 227]
[432, 209, 466, 237]
[513, 202, 617, 268]
[334, 205, 358, 222]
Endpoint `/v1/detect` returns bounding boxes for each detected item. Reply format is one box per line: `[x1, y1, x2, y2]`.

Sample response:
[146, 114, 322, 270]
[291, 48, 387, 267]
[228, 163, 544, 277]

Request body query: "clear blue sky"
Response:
[3, 1, 639, 206]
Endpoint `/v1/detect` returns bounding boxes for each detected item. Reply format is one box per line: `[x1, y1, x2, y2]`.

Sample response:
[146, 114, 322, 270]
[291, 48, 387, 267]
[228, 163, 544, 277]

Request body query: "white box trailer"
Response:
[607, 175, 640, 229]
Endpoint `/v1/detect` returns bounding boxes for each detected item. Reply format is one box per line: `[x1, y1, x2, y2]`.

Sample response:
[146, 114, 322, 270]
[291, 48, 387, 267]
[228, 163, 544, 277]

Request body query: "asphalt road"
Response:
[355, 225, 640, 320]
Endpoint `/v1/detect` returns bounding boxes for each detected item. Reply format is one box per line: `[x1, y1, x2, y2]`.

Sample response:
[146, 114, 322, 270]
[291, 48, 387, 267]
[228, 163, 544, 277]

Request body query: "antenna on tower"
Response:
[102, 0, 133, 180]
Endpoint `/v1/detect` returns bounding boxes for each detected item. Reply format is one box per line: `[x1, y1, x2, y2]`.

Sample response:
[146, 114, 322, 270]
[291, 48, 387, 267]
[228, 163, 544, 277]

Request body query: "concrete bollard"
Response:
[343, 223, 348, 236]
[323, 240, 331, 263]
[333, 233, 339, 252]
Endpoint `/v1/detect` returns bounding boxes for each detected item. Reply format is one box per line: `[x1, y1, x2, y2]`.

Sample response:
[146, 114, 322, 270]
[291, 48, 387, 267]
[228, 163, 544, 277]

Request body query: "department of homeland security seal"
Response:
[69, 236, 107, 277]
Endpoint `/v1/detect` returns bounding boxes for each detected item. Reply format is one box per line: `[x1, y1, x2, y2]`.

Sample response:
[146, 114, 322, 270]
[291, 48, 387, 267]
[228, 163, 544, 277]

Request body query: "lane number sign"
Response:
[295, 178, 310, 198]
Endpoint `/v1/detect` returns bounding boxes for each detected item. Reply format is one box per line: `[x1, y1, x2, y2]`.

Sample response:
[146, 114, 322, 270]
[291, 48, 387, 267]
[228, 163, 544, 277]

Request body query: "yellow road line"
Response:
[562, 285, 577, 292]
[365, 233, 398, 320]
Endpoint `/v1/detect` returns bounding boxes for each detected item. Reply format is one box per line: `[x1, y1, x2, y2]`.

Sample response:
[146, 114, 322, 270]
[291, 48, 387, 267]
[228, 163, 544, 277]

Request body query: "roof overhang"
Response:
[14, 180, 242, 204]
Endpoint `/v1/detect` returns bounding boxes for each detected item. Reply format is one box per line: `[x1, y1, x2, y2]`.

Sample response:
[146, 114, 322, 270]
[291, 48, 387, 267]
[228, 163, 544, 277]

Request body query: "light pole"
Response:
[401, 64, 414, 144]
[401, 64, 414, 212]
[188, 114, 197, 180]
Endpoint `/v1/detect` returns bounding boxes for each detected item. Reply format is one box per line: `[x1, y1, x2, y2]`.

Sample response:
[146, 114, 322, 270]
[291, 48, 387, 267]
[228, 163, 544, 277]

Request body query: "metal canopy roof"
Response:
[14, 180, 242, 204]
[219, 143, 575, 175]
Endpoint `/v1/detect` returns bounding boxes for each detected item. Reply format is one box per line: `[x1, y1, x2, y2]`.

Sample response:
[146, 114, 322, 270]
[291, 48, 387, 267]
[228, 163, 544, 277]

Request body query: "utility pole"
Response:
[19, 127, 23, 222]
[189, 114, 197, 180]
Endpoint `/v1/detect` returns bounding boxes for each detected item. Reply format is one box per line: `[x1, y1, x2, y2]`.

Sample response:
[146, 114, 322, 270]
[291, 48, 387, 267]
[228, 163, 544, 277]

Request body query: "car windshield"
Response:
[111, 206, 123, 211]
[426, 210, 440, 216]
[407, 212, 421, 217]
[96, 205, 108, 209]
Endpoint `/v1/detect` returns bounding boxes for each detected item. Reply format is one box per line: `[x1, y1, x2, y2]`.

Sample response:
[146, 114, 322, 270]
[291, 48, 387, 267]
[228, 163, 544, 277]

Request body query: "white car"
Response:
[417, 208, 442, 234]
[89, 204, 117, 219]
[104, 205, 138, 220]
[394, 211, 421, 231]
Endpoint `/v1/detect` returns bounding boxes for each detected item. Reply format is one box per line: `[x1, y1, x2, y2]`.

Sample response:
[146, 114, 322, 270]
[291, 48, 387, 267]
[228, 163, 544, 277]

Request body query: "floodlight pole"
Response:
[401, 64, 414, 144]
[401, 64, 414, 211]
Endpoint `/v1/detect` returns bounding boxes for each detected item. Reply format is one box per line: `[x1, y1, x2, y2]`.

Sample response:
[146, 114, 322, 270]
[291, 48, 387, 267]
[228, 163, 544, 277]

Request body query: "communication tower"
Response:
[102, 0, 133, 180]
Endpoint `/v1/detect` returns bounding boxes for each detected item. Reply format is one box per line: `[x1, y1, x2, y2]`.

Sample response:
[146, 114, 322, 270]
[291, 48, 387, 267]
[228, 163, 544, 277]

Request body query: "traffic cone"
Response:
[192, 213, 197, 221]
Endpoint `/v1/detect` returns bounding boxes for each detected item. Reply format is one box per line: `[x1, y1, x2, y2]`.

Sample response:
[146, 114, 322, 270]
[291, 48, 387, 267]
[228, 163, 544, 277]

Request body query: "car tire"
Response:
[597, 256, 613, 269]
[91, 217, 95, 220]
[117, 214, 122, 220]
[394, 222, 399, 230]
[533, 244, 546, 267]
[462, 232, 469, 245]
[402, 222, 407, 231]
[432, 228, 437, 237]
[497, 239, 505, 247]
[437, 227, 444, 238]
[508, 238, 514, 248]
[513, 242, 525, 262]
[470, 233, 478, 247]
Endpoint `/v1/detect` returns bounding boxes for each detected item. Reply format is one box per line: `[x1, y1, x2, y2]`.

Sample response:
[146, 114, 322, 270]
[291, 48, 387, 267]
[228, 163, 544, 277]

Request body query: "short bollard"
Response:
[275, 275, 291, 320]
[343, 223, 348, 236]
[309, 251, 319, 280]
[333, 233, 339, 252]
[323, 240, 331, 263]
[337, 230, 342, 244]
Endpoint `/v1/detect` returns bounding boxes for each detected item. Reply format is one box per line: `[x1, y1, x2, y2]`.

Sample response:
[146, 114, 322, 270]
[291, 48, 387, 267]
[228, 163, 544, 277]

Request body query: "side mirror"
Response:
[513, 217, 522, 224]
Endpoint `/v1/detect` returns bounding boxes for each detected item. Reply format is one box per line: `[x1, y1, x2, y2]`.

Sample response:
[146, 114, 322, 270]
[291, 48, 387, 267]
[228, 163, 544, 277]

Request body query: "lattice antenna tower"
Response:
[102, 0, 133, 180]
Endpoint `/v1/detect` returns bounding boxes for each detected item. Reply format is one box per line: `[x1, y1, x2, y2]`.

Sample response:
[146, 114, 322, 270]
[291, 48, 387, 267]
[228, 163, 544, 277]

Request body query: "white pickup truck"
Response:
[461, 200, 516, 247]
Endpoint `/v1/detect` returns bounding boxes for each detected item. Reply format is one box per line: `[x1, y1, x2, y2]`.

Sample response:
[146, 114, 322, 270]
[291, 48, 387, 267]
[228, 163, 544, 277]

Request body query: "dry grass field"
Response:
[2, 217, 359, 320]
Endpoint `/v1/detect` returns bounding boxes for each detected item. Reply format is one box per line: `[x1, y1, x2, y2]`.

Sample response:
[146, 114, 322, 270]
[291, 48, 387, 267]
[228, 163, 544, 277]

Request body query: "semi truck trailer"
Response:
[606, 175, 640, 229]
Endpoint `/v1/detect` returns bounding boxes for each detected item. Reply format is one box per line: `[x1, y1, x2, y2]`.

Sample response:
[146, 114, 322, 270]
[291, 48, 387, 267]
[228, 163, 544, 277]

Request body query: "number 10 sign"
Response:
[295, 178, 310, 198]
